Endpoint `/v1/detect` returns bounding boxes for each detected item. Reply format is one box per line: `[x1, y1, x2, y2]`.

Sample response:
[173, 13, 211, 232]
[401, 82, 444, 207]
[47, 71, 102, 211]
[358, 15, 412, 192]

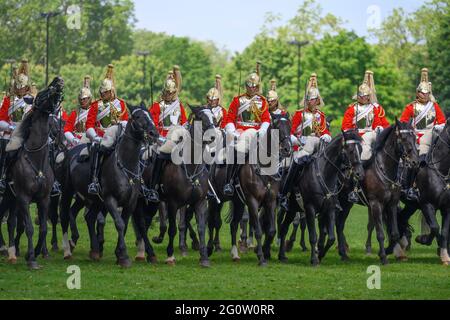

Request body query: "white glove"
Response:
[72, 138, 80, 146]
[8, 124, 16, 132]
[320, 134, 332, 143]
[93, 136, 102, 144]
[290, 135, 300, 146]
[120, 121, 128, 128]
[258, 122, 270, 137]
[434, 124, 445, 132]
[375, 126, 384, 134]
[225, 123, 236, 135]
[299, 136, 307, 145]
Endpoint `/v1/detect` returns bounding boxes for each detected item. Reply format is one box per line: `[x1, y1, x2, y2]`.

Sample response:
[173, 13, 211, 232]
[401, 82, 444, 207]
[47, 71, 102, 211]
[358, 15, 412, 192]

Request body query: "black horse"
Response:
[396, 118, 450, 265]
[60, 105, 157, 267]
[336, 120, 419, 264]
[133, 106, 216, 267]
[5, 77, 64, 269]
[278, 129, 364, 266]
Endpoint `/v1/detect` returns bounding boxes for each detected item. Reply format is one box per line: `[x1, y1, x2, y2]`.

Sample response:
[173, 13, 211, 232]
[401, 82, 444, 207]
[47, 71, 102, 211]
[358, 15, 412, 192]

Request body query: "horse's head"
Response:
[394, 118, 419, 168]
[188, 105, 217, 145]
[271, 112, 292, 158]
[34, 76, 65, 115]
[128, 103, 159, 143]
[342, 129, 365, 180]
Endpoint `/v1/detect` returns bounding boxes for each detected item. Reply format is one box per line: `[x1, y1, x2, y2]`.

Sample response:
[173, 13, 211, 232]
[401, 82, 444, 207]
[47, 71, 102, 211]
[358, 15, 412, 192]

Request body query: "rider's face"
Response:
[417, 91, 430, 103]
[208, 98, 219, 108]
[357, 95, 370, 105]
[101, 90, 113, 102]
[246, 85, 259, 97]
[15, 86, 29, 98]
[80, 97, 91, 109]
[307, 98, 319, 110]
[268, 99, 278, 110]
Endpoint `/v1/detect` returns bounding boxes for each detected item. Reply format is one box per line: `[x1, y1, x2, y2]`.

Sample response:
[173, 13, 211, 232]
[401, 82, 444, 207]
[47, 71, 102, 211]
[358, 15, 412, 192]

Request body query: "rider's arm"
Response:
[223, 97, 239, 134]
[341, 105, 355, 132]
[399, 104, 414, 123]
[434, 102, 446, 125]
[179, 102, 188, 125]
[86, 102, 99, 141]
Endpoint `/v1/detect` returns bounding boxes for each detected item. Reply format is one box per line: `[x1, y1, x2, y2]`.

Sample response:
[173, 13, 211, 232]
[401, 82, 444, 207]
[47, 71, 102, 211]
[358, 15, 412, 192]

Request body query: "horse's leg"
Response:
[187, 207, 199, 251]
[397, 202, 417, 250]
[262, 202, 276, 261]
[166, 203, 178, 265]
[278, 205, 296, 262]
[69, 198, 84, 250]
[134, 202, 157, 264]
[207, 201, 223, 256]
[34, 197, 50, 259]
[299, 213, 308, 252]
[14, 211, 24, 257]
[276, 206, 286, 246]
[365, 210, 375, 255]
[178, 207, 188, 256]
[247, 198, 264, 266]
[305, 204, 319, 266]
[230, 201, 244, 262]
[420, 203, 440, 246]
[84, 208, 100, 261]
[96, 210, 106, 258]
[17, 195, 40, 269]
[59, 186, 73, 259]
[317, 214, 327, 261]
[239, 210, 248, 253]
[285, 212, 300, 252]
[371, 201, 388, 265]
[438, 208, 450, 265]
[49, 195, 59, 252]
[6, 207, 17, 263]
[153, 202, 167, 244]
[194, 200, 209, 267]
[321, 204, 337, 261]
[104, 196, 130, 268]
[336, 200, 352, 260]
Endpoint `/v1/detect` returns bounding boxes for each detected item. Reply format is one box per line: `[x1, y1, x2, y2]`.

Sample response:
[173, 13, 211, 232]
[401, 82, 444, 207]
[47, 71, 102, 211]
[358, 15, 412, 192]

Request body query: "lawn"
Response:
[0, 204, 449, 300]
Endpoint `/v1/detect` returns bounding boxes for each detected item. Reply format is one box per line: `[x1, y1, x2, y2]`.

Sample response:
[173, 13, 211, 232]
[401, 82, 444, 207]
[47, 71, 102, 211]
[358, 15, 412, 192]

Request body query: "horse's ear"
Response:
[128, 104, 136, 114]
[139, 101, 147, 111]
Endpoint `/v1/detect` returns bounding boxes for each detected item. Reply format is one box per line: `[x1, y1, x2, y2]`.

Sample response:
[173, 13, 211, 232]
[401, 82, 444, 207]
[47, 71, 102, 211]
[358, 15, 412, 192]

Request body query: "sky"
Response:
[133, 0, 427, 53]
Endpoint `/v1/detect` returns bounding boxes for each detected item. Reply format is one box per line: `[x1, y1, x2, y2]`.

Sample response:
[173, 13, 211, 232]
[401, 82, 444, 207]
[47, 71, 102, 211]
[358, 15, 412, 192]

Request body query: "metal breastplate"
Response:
[238, 96, 263, 124]
[354, 104, 374, 129]
[301, 112, 315, 136]
[75, 118, 86, 133]
[99, 101, 121, 129]
[211, 106, 223, 126]
[414, 102, 435, 130]
[160, 101, 180, 128]
[9, 98, 30, 123]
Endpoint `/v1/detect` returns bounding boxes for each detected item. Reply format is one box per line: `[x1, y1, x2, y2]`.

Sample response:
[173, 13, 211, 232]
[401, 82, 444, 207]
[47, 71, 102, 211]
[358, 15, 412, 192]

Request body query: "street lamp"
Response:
[136, 51, 150, 104]
[3, 59, 15, 94]
[288, 40, 309, 109]
[41, 11, 61, 86]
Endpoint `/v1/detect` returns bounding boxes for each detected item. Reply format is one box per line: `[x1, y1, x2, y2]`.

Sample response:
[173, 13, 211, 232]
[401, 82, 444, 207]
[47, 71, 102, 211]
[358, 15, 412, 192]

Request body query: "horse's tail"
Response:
[225, 201, 234, 224]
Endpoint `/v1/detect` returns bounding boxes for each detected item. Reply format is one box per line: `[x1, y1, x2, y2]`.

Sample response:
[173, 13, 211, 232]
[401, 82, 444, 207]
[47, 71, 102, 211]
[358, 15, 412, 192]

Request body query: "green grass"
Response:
[0, 205, 449, 300]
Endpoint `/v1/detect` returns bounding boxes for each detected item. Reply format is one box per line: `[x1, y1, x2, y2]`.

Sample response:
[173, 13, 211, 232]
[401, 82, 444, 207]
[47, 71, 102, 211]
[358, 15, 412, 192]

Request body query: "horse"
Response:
[222, 113, 292, 266]
[59, 104, 158, 267]
[133, 105, 216, 267]
[278, 130, 364, 266]
[396, 118, 450, 265]
[336, 120, 419, 264]
[4, 77, 64, 269]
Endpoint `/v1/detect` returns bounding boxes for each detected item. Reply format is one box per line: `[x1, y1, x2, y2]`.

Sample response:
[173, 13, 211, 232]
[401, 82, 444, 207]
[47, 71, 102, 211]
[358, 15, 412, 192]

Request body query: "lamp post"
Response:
[4, 59, 15, 94]
[136, 51, 150, 104]
[288, 40, 309, 109]
[41, 11, 61, 86]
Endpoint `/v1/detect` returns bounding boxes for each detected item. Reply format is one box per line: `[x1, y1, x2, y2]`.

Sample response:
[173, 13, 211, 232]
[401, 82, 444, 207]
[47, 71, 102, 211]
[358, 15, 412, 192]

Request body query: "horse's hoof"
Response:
[191, 241, 200, 251]
[117, 258, 132, 269]
[63, 254, 72, 260]
[181, 250, 188, 257]
[42, 253, 50, 260]
[278, 256, 288, 263]
[51, 244, 59, 252]
[380, 257, 389, 265]
[215, 246, 222, 253]
[152, 236, 163, 244]
[147, 255, 158, 264]
[301, 246, 308, 252]
[340, 254, 350, 262]
[200, 260, 210, 268]
[28, 261, 41, 270]
[89, 251, 100, 262]
[0, 249, 8, 257]
[443, 261, 449, 266]
[415, 235, 432, 246]
[258, 260, 268, 267]
[285, 240, 294, 253]
[69, 240, 76, 252]
[311, 259, 320, 267]
[365, 247, 372, 255]
[395, 256, 408, 262]
[8, 257, 17, 264]
[165, 257, 176, 266]
[207, 247, 214, 257]
[239, 246, 247, 254]
[135, 256, 146, 262]
[232, 256, 240, 262]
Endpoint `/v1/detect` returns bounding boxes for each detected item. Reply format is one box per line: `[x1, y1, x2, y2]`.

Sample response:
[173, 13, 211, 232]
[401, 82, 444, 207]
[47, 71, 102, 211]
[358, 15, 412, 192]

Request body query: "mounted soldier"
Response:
[0, 59, 34, 193]
[222, 62, 271, 197]
[146, 66, 188, 203]
[400, 68, 446, 201]
[278, 73, 331, 210]
[206, 74, 227, 128]
[341, 70, 389, 201]
[266, 79, 287, 115]
[64, 76, 93, 147]
[85, 64, 129, 195]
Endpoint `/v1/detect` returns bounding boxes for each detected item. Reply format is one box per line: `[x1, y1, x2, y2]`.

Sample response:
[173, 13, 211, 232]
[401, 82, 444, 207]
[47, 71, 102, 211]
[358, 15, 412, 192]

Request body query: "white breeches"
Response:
[361, 131, 377, 161]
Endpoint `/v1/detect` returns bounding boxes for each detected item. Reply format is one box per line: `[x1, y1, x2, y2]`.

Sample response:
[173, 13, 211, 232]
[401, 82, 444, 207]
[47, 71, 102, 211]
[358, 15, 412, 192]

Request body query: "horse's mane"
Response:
[374, 125, 394, 152]
[18, 110, 34, 142]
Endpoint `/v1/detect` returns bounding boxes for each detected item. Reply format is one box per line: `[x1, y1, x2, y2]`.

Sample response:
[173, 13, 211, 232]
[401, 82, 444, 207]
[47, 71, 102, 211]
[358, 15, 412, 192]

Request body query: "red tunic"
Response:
[291, 109, 331, 136]
[86, 99, 128, 137]
[223, 94, 271, 131]
[400, 101, 445, 141]
[341, 103, 390, 135]
[0, 96, 11, 123]
[149, 101, 188, 137]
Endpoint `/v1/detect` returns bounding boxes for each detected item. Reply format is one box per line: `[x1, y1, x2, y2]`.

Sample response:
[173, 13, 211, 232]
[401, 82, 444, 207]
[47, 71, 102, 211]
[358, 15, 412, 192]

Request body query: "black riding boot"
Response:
[88, 143, 102, 195]
[147, 152, 170, 203]
[405, 155, 424, 202]
[223, 163, 238, 197]
[279, 156, 308, 211]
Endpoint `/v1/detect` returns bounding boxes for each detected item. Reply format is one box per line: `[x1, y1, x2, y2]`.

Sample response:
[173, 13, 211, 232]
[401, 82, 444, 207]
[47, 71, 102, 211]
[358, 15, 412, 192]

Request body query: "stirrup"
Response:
[348, 190, 359, 204]
[207, 190, 215, 200]
[0, 179, 6, 195]
[223, 184, 235, 197]
[88, 181, 100, 195]
[280, 195, 290, 212]
[51, 181, 62, 197]
[406, 188, 419, 202]
[147, 189, 160, 203]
